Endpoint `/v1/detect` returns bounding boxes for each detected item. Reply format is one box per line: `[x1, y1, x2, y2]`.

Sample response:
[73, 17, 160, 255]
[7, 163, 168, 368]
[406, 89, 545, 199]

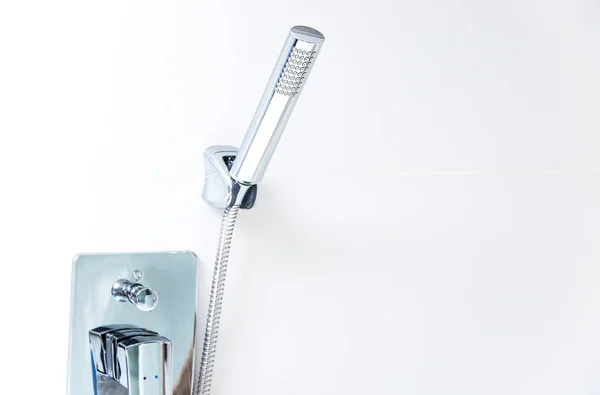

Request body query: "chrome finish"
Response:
[196, 206, 240, 395]
[112, 279, 159, 312]
[90, 325, 145, 376]
[67, 252, 199, 395]
[132, 270, 144, 281]
[229, 25, 325, 185]
[202, 145, 257, 210]
[106, 328, 159, 382]
[90, 325, 172, 395]
[116, 335, 173, 392]
[197, 26, 324, 395]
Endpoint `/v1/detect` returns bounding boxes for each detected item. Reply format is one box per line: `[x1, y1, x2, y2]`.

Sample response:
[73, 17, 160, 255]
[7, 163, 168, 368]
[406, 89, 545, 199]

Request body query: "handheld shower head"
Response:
[230, 25, 325, 185]
[198, 26, 325, 395]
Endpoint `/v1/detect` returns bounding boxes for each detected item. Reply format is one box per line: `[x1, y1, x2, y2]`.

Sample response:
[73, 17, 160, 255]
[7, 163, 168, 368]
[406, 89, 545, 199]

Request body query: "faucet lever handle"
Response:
[90, 325, 145, 376]
[115, 335, 173, 394]
[89, 326, 173, 395]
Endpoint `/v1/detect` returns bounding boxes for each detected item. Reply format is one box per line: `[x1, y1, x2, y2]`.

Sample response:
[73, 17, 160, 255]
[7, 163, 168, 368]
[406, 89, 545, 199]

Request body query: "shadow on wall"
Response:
[174, 349, 193, 395]
[239, 183, 347, 269]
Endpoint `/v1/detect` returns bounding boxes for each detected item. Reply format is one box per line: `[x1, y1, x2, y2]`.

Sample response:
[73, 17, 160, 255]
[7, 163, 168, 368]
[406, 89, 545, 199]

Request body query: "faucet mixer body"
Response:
[66, 252, 198, 395]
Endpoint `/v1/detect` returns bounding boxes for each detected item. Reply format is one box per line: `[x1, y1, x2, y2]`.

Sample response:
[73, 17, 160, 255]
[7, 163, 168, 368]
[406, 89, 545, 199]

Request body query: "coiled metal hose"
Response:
[195, 205, 240, 395]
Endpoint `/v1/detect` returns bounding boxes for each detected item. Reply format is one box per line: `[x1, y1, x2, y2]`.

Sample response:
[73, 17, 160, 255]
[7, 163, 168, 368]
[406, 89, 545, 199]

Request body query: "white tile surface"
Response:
[1, 1, 600, 394]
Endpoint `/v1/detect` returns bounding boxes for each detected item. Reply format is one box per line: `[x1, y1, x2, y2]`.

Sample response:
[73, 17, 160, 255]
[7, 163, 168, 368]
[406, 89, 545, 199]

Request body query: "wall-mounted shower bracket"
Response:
[202, 145, 257, 210]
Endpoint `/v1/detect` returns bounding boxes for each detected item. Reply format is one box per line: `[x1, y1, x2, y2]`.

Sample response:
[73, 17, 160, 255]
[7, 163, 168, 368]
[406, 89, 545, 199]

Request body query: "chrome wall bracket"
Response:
[202, 145, 257, 210]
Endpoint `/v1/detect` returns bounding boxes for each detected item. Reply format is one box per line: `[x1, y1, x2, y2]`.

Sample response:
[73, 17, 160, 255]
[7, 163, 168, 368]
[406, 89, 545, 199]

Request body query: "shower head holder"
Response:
[202, 26, 324, 210]
[202, 145, 257, 210]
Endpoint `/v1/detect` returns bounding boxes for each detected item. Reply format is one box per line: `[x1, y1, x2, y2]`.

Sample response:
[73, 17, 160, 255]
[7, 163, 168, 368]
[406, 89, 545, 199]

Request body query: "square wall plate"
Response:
[67, 251, 199, 395]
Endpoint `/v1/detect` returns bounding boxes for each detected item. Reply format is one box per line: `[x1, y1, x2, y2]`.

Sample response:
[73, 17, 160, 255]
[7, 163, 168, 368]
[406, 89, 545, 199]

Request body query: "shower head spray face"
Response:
[230, 26, 325, 185]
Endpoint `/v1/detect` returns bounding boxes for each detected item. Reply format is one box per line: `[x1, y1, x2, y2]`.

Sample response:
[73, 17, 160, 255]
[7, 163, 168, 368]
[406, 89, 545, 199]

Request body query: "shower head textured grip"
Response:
[276, 47, 318, 96]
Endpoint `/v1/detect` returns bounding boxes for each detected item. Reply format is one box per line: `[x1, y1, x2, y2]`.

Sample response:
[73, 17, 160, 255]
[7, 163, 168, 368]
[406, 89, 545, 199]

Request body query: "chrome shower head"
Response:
[197, 26, 325, 395]
[202, 25, 324, 210]
[229, 25, 325, 185]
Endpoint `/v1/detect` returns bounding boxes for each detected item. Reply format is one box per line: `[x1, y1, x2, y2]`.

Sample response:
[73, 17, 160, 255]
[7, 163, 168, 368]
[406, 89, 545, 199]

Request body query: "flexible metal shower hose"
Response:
[195, 205, 241, 395]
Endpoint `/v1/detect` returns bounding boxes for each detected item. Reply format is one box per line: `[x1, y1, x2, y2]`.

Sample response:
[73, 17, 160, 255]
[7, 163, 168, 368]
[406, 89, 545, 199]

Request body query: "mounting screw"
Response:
[132, 270, 143, 281]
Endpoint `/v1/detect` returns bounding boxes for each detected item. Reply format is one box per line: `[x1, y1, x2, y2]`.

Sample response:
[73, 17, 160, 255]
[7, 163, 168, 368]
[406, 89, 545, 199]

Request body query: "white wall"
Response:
[1, 1, 600, 394]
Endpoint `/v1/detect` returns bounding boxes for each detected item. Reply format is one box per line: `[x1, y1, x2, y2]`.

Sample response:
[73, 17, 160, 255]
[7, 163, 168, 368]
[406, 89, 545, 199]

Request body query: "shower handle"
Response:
[202, 26, 324, 211]
[230, 25, 325, 186]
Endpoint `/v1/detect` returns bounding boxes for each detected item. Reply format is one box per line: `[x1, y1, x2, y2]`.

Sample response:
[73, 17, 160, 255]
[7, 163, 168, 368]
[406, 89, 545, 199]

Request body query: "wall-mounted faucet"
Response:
[199, 25, 324, 395]
[67, 253, 198, 395]
[67, 26, 323, 395]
